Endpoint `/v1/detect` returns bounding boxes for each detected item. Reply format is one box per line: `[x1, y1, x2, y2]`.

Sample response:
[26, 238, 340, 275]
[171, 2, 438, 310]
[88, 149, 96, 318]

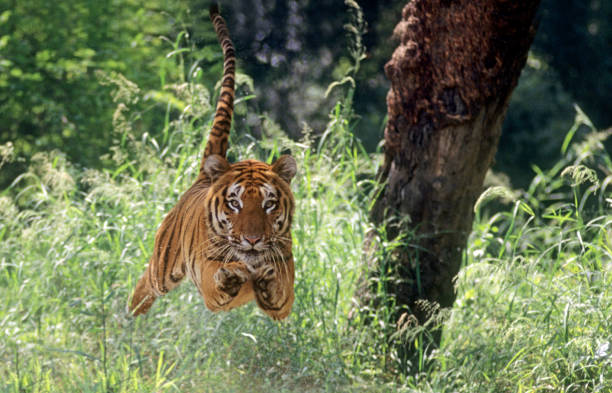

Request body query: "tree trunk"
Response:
[366, 0, 540, 361]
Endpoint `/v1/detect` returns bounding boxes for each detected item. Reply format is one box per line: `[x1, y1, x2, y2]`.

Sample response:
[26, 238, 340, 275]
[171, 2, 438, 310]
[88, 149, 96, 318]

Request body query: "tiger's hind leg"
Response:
[129, 207, 186, 316]
[129, 254, 187, 316]
[130, 266, 158, 316]
[252, 257, 295, 320]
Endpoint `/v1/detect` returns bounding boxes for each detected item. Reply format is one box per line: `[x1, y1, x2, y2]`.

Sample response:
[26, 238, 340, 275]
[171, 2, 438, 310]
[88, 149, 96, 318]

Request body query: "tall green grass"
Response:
[0, 63, 378, 391]
[1, 35, 611, 393]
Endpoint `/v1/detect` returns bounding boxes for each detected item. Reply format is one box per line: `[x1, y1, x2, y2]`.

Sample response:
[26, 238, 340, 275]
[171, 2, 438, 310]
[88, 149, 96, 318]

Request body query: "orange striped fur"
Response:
[129, 5, 297, 320]
[201, 4, 235, 165]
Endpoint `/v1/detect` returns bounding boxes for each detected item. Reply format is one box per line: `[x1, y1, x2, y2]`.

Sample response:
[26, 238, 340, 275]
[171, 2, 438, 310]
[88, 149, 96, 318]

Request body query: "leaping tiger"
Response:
[129, 4, 296, 320]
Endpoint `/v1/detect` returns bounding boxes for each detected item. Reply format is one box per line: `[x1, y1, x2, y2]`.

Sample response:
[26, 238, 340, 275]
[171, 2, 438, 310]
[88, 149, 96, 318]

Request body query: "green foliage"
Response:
[0, 54, 377, 391]
[1, 45, 611, 391]
[1, 3, 611, 391]
[3, 0, 610, 200]
[437, 113, 611, 393]
[0, 0, 204, 187]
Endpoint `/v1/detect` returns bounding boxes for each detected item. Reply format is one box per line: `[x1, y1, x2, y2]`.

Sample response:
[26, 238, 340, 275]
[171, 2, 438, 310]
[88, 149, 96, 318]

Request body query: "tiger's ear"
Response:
[271, 155, 297, 184]
[204, 154, 230, 182]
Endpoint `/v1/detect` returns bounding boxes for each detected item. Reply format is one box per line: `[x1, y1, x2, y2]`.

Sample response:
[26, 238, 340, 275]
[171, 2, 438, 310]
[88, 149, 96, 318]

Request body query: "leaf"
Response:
[560, 164, 599, 187]
[324, 76, 355, 98]
[474, 186, 517, 214]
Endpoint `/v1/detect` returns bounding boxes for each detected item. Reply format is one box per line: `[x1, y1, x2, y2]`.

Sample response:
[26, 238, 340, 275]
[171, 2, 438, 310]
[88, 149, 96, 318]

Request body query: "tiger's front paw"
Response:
[253, 265, 286, 316]
[214, 266, 249, 297]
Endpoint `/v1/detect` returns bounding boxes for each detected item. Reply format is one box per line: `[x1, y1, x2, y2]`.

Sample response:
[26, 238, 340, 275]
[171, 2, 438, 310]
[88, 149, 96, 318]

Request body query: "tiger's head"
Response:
[203, 154, 297, 267]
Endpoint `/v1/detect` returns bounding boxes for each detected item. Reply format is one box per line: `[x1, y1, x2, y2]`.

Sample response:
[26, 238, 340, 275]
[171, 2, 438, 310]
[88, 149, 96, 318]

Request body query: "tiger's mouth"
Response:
[221, 236, 284, 266]
[240, 249, 261, 257]
[233, 237, 269, 253]
[234, 248, 267, 268]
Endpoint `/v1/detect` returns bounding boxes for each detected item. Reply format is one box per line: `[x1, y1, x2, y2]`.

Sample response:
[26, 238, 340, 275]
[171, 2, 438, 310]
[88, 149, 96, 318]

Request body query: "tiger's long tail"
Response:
[201, 4, 235, 170]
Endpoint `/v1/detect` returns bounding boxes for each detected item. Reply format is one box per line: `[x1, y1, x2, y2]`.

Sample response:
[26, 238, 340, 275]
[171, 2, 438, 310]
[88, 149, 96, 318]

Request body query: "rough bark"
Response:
[366, 0, 540, 352]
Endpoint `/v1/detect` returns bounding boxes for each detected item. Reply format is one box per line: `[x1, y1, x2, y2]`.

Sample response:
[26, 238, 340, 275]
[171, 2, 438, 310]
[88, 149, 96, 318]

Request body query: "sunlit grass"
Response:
[1, 56, 610, 393]
[0, 71, 377, 391]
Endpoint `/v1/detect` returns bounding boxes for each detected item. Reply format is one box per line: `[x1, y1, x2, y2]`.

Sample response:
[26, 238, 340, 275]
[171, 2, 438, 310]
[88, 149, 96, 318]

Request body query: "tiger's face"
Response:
[203, 154, 296, 266]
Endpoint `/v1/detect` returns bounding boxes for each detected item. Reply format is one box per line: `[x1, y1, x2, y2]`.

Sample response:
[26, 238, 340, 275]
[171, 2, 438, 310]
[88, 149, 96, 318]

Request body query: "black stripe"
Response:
[257, 293, 289, 312]
[187, 228, 196, 260]
[214, 111, 232, 119]
[214, 197, 220, 222]
[152, 223, 172, 290]
[160, 215, 181, 293]
[216, 106, 231, 118]
[212, 123, 228, 133]
[207, 208, 214, 230]
[155, 226, 170, 256]
[210, 126, 224, 134]
[211, 200, 224, 236]
[280, 198, 289, 231]
[233, 174, 249, 184]
[212, 129, 229, 137]
[167, 213, 185, 283]
[189, 220, 199, 274]
[148, 255, 155, 292]
[218, 97, 232, 106]
[215, 119, 231, 128]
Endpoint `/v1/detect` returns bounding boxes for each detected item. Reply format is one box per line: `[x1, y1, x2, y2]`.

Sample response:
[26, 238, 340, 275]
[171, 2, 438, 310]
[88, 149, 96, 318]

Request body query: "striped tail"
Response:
[202, 4, 235, 169]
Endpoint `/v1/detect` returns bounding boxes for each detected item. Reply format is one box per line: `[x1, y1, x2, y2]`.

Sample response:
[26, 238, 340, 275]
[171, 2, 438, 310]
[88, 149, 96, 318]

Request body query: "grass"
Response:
[1, 47, 611, 393]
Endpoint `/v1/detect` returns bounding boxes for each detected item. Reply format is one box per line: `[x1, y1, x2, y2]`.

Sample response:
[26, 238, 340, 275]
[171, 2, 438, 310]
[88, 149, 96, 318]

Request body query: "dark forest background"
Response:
[1, 0, 611, 189]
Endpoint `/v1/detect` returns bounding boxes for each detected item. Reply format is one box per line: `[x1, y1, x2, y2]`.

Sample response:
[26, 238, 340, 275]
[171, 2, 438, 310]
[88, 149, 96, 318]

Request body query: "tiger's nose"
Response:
[244, 235, 261, 245]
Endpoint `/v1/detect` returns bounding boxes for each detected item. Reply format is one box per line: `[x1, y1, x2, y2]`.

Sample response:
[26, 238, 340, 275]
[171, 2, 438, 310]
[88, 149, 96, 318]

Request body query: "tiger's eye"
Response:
[229, 200, 240, 208]
[264, 201, 276, 210]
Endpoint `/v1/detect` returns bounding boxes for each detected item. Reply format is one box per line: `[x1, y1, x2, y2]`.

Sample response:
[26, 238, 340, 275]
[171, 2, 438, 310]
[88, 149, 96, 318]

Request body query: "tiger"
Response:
[129, 4, 296, 321]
